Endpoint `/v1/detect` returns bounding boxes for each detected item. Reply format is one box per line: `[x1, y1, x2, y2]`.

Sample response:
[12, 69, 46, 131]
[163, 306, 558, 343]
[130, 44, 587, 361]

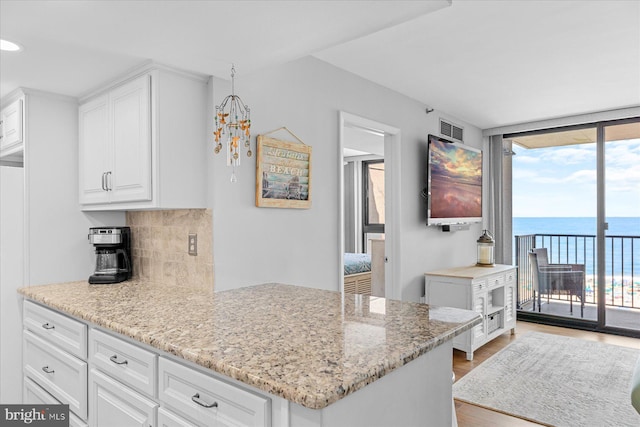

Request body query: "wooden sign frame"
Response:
[256, 135, 312, 209]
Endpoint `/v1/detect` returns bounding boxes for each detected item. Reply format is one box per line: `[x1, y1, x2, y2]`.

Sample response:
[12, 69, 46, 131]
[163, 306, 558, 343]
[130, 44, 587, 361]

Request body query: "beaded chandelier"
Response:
[214, 65, 251, 182]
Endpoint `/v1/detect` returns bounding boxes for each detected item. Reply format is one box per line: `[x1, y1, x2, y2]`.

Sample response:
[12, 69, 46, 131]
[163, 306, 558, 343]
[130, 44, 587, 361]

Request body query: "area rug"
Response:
[453, 332, 640, 427]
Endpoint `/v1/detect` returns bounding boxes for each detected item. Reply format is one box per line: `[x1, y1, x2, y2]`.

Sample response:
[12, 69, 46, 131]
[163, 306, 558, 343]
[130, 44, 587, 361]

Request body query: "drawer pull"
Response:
[191, 393, 218, 408]
[42, 322, 55, 330]
[109, 355, 128, 365]
[42, 366, 55, 374]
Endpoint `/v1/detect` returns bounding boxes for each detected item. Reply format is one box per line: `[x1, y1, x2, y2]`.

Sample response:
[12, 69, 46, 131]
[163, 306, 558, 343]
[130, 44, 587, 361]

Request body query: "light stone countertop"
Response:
[18, 281, 481, 409]
[425, 264, 516, 279]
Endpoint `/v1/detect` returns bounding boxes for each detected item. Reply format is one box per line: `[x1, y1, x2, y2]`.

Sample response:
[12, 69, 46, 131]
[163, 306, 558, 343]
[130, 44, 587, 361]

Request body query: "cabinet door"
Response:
[471, 283, 488, 342]
[504, 270, 516, 326]
[79, 95, 110, 204]
[0, 98, 23, 153]
[110, 75, 152, 203]
[89, 369, 157, 427]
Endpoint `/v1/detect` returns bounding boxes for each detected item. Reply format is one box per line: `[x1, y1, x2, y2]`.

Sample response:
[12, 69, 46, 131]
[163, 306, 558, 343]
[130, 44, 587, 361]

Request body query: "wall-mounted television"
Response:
[426, 134, 482, 227]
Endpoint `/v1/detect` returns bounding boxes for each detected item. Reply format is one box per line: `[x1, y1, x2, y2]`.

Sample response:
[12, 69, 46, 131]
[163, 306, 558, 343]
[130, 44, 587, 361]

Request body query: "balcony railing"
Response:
[515, 233, 639, 310]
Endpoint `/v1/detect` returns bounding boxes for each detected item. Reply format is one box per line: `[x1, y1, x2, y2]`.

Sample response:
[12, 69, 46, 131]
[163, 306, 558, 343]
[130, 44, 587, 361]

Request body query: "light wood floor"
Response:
[453, 321, 640, 427]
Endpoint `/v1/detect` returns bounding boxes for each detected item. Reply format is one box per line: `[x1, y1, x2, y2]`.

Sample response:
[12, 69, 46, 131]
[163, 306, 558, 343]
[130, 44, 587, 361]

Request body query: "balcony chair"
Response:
[528, 248, 585, 317]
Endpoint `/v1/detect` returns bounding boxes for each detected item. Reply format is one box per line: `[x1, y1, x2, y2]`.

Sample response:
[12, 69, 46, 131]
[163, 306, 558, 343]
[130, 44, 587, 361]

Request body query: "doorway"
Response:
[339, 112, 401, 300]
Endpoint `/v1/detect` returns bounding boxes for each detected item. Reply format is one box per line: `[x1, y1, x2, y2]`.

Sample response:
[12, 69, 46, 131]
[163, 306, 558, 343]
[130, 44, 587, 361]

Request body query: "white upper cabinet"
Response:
[79, 76, 151, 205]
[79, 94, 110, 204]
[79, 63, 208, 210]
[0, 97, 24, 163]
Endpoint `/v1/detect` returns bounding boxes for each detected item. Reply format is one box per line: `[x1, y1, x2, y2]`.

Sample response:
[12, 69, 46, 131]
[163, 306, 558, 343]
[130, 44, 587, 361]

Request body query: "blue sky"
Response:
[512, 138, 640, 217]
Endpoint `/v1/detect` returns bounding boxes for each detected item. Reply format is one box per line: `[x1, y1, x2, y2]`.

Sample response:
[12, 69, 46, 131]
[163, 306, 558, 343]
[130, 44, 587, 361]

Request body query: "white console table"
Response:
[424, 264, 517, 361]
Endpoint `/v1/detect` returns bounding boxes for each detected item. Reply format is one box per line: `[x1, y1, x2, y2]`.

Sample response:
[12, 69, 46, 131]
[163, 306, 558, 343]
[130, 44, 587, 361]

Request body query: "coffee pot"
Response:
[88, 227, 132, 284]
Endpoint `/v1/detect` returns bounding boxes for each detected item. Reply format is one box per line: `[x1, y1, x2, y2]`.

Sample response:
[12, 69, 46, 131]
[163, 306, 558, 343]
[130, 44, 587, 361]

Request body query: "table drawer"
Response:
[23, 330, 87, 420]
[89, 328, 157, 398]
[487, 273, 505, 290]
[24, 300, 87, 359]
[159, 357, 270, 427]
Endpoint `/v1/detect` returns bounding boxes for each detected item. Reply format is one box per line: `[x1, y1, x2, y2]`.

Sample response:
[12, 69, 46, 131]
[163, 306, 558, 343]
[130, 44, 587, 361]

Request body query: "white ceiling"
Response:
[1, 0, 638, 130]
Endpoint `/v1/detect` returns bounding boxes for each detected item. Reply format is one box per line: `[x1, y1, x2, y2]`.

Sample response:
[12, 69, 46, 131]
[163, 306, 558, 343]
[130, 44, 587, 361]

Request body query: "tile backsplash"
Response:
[126, 209, 213, 289]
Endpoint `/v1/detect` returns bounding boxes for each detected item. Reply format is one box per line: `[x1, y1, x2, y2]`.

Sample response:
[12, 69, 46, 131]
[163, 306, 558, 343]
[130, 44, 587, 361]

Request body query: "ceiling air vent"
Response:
[440, 118, 464, 142]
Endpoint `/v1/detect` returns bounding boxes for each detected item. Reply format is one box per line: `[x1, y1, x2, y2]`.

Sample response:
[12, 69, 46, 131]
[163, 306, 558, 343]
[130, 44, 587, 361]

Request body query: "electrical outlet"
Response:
[188, 233, 197, 256]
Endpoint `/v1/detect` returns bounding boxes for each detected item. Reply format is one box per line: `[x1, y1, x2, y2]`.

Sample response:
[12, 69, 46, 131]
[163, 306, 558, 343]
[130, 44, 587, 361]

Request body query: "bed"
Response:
[343, 252, 372, 295]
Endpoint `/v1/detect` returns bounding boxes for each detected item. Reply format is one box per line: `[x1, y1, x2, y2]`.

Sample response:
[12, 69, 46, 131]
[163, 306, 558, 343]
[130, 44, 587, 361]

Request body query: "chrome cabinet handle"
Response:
[191, 393, 218, 408]
[42, 366, 55, 374]
[42, 322, 55, 330]
[101, 172, 107, 191]
[109, 354, 128, 365]
[106, 171, 112, 191]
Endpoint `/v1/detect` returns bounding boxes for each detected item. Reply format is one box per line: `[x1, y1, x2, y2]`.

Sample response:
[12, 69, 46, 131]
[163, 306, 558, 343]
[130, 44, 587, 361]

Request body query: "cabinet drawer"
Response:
[24, 300, 87, 359]
[23, 377, 88, 427]
[472, 279, 487, 293]
[159, 357, 270, 427]
[89, 328, 157, 398]
[89, 369, 158, 427]
[158, 407, 198, 427]
[487, 273, 505, 290]
[23, 330, 88, 420]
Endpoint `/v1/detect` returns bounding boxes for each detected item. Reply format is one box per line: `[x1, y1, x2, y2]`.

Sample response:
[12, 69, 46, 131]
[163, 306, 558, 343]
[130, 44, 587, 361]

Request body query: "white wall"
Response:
[211, 57, 483, 300]
[0, 165, 24, 403]
[23, 90, 124, 286]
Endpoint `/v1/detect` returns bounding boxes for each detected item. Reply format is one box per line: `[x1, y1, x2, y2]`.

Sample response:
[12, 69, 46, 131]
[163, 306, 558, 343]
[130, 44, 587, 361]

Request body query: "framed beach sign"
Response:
[255, 132, 312, 209]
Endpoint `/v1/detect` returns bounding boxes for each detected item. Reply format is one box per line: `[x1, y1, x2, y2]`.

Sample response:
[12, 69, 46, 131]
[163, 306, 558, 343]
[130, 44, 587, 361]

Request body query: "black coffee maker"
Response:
[88, 227, 132, 284]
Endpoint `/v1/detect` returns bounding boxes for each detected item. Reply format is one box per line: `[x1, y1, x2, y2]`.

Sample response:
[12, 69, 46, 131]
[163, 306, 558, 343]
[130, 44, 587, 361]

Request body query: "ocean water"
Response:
[513, 217, 640, 237]
[513, 217, 640, 301]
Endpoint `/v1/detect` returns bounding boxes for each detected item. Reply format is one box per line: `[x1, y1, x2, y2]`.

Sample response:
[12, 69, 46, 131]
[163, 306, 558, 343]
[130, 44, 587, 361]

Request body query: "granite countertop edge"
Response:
[18, 281, 481, 410]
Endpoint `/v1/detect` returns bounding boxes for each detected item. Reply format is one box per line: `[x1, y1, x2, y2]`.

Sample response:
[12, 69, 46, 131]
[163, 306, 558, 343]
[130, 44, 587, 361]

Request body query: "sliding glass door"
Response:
[601, 120, 640, 333]
[509, 117, 640, 336]
[511, 126, 598, 323]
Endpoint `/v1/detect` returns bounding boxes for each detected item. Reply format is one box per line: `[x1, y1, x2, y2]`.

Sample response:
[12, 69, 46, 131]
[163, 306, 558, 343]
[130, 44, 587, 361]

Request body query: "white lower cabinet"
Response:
[23, 300, 89, 421]
[24, 298, 88, 359]
[89, 369, 158, 427]
[23, 377, 88, 427]
[88, 327, 158, 427]
[88, 326, 270, 427]
[24, 300, 275, 427]
[23, 331, 88, 418]
[158, 357, 270, 427]
[158, 407, 198, 427]
[89, 328, 157, 397]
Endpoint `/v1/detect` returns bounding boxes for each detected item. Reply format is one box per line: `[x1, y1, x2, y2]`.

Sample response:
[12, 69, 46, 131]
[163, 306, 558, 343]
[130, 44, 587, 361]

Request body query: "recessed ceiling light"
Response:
[0, 39, 23, 52]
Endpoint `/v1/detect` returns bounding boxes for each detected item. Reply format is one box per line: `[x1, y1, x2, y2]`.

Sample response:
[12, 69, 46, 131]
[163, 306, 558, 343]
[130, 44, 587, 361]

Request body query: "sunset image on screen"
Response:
[429, 139, 482, 219]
